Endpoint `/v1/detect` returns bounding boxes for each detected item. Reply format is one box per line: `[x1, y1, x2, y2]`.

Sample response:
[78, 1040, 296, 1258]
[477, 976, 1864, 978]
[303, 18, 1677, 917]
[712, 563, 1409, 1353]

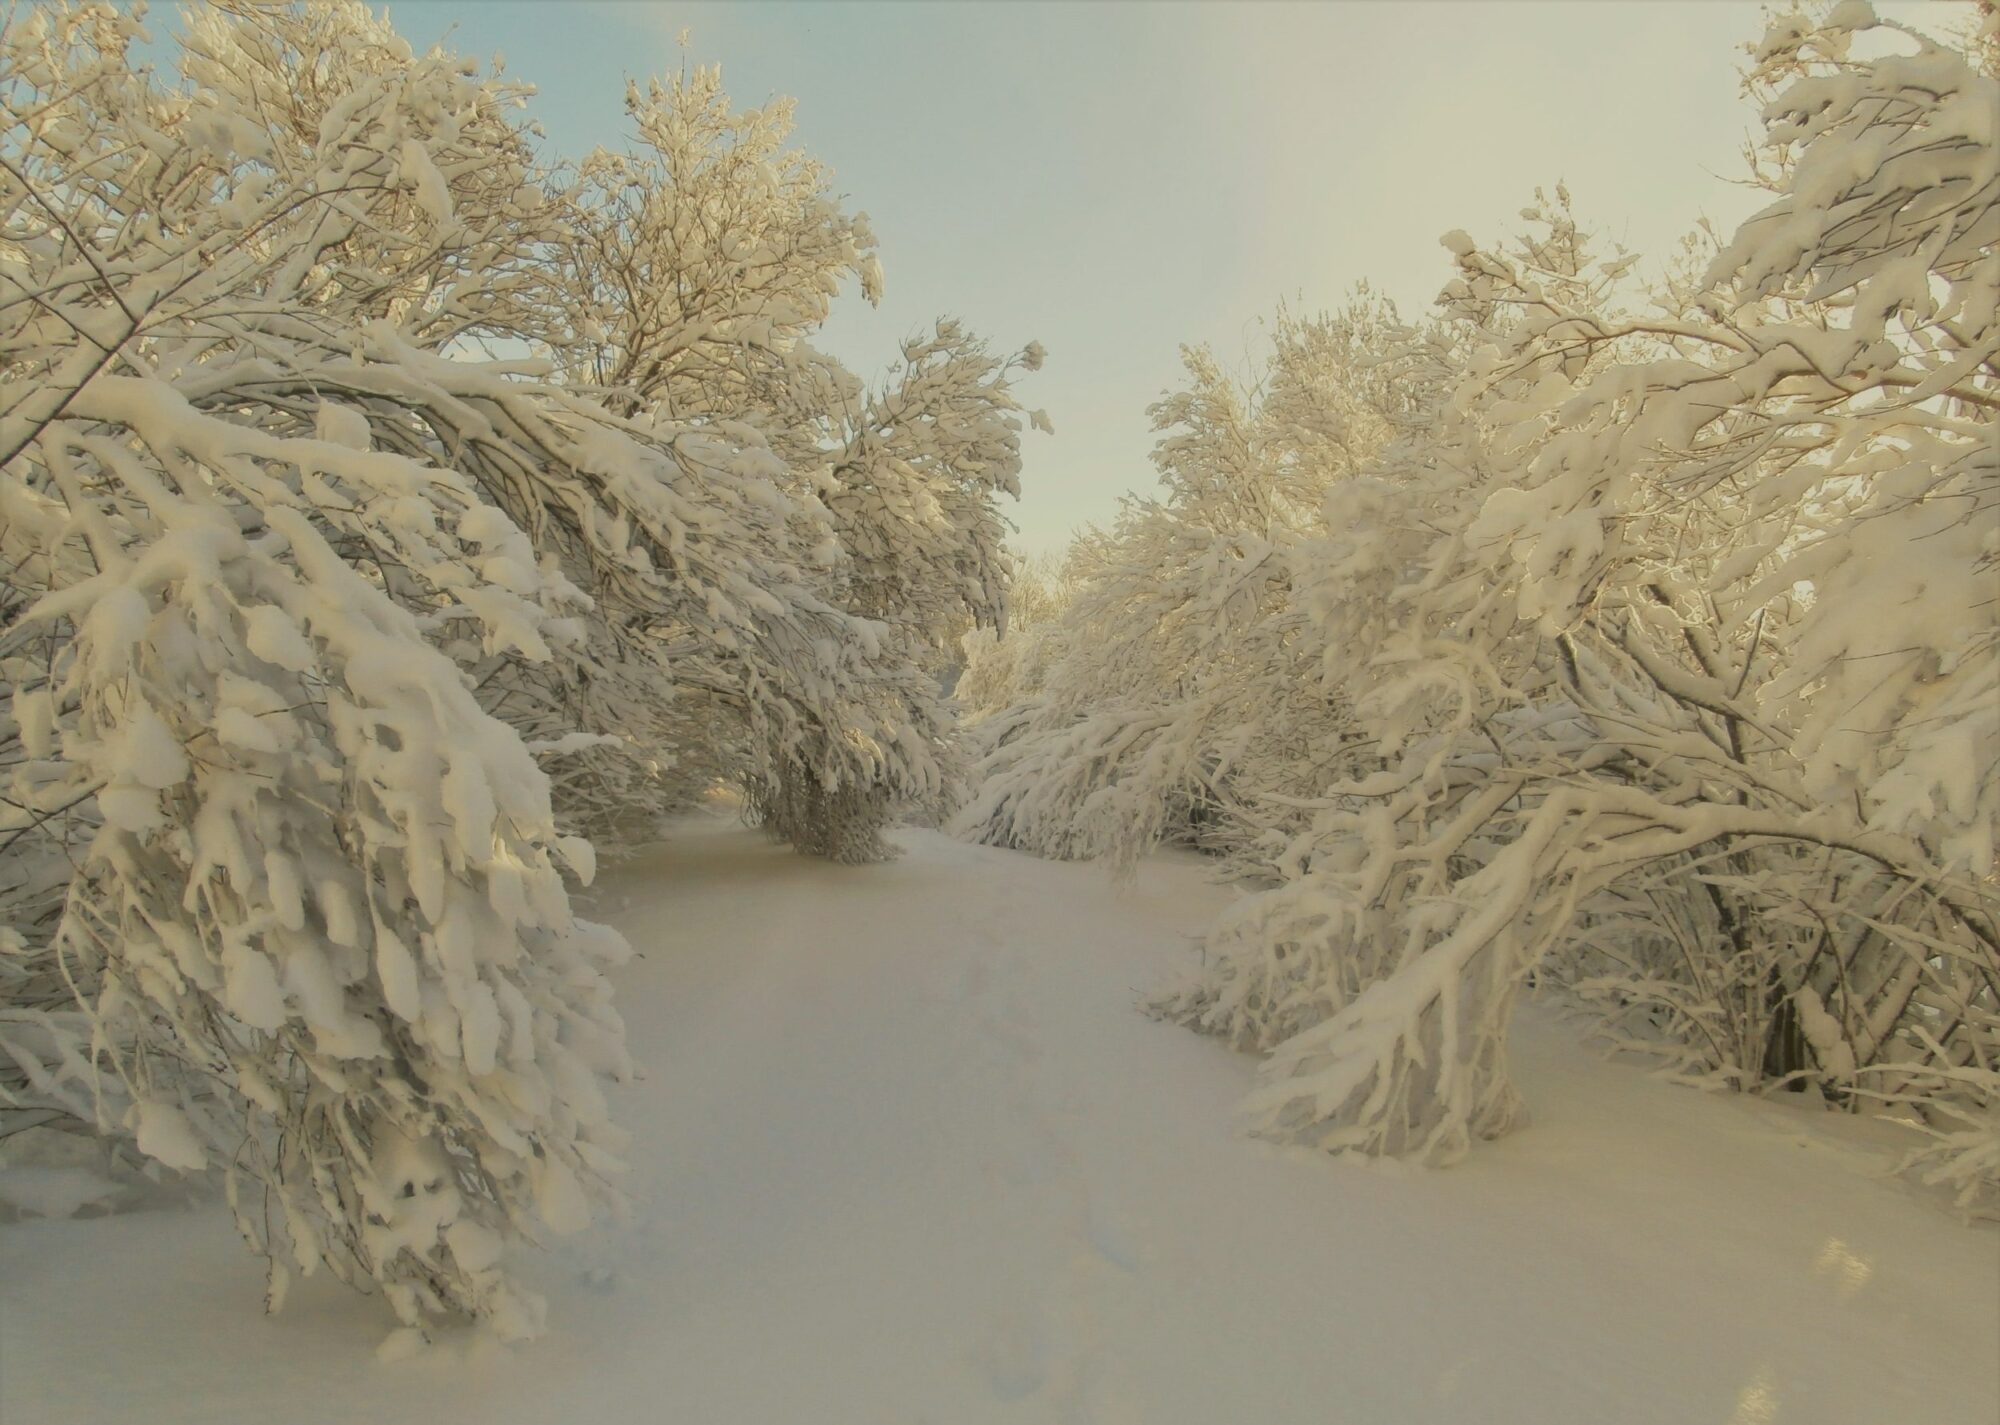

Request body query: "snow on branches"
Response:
[533, 58, 1047, 857]
[965, 5, 1999, 1206]
[1, 0, 1042, 1336]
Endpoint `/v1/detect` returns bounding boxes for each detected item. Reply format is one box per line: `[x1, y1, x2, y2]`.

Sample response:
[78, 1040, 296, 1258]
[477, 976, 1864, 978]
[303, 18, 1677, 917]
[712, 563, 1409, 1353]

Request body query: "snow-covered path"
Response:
[5, 817, 1996, 1423]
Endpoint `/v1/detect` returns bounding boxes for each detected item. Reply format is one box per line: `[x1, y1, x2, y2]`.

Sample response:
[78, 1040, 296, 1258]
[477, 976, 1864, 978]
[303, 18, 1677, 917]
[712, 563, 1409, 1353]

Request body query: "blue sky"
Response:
[362, 3, 1927, 553]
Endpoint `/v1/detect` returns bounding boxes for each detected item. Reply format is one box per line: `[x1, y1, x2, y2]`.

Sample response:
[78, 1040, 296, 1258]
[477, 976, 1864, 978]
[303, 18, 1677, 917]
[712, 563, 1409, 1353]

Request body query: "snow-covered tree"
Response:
[966, 3, 1998, 1206]
[1, 0, 1044, 1336]
[826, 322, 1044, 654]
[533, 64, 1046, 857]
[956, 292, 1439, 871]
[0, 0, 638, 1339]
[957, 545, 1087, 716]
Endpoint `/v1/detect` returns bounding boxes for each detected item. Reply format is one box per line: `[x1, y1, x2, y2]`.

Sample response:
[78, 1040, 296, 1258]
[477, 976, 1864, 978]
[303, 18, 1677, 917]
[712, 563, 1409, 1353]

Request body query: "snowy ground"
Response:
[4, 815, 1995, 1424]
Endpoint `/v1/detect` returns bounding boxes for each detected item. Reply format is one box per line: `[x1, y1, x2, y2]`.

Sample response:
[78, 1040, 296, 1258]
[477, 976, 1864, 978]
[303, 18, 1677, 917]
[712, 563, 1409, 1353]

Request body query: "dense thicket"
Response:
[961, 3, 1998, 1210]
[0, 0, 1040, 1337]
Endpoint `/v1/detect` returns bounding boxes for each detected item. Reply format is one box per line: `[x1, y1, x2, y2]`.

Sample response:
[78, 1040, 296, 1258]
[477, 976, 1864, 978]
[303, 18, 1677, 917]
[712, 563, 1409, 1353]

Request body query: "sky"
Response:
[361, 0, 1952, 557]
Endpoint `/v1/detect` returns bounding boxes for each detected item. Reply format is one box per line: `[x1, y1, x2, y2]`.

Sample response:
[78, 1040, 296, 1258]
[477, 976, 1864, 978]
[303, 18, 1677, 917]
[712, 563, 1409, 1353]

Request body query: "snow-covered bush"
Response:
[1, 0, 1043, 1334]
[966, 4, 1999, 1203]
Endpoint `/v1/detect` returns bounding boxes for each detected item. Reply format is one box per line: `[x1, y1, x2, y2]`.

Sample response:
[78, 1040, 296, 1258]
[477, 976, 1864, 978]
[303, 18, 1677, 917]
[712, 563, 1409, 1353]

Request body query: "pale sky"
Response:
[378, 0, 1954, 557]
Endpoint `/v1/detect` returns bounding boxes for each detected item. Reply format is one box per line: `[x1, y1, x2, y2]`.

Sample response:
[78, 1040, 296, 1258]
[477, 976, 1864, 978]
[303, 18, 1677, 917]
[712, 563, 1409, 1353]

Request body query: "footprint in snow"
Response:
[975, 1308, 1048, 1401]
[1084, 1197, 1147, 1273]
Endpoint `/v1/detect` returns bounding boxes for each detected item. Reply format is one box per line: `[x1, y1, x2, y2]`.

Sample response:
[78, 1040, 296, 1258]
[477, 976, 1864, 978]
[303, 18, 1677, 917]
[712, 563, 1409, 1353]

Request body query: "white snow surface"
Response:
[4, 815, 1995, 1423]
